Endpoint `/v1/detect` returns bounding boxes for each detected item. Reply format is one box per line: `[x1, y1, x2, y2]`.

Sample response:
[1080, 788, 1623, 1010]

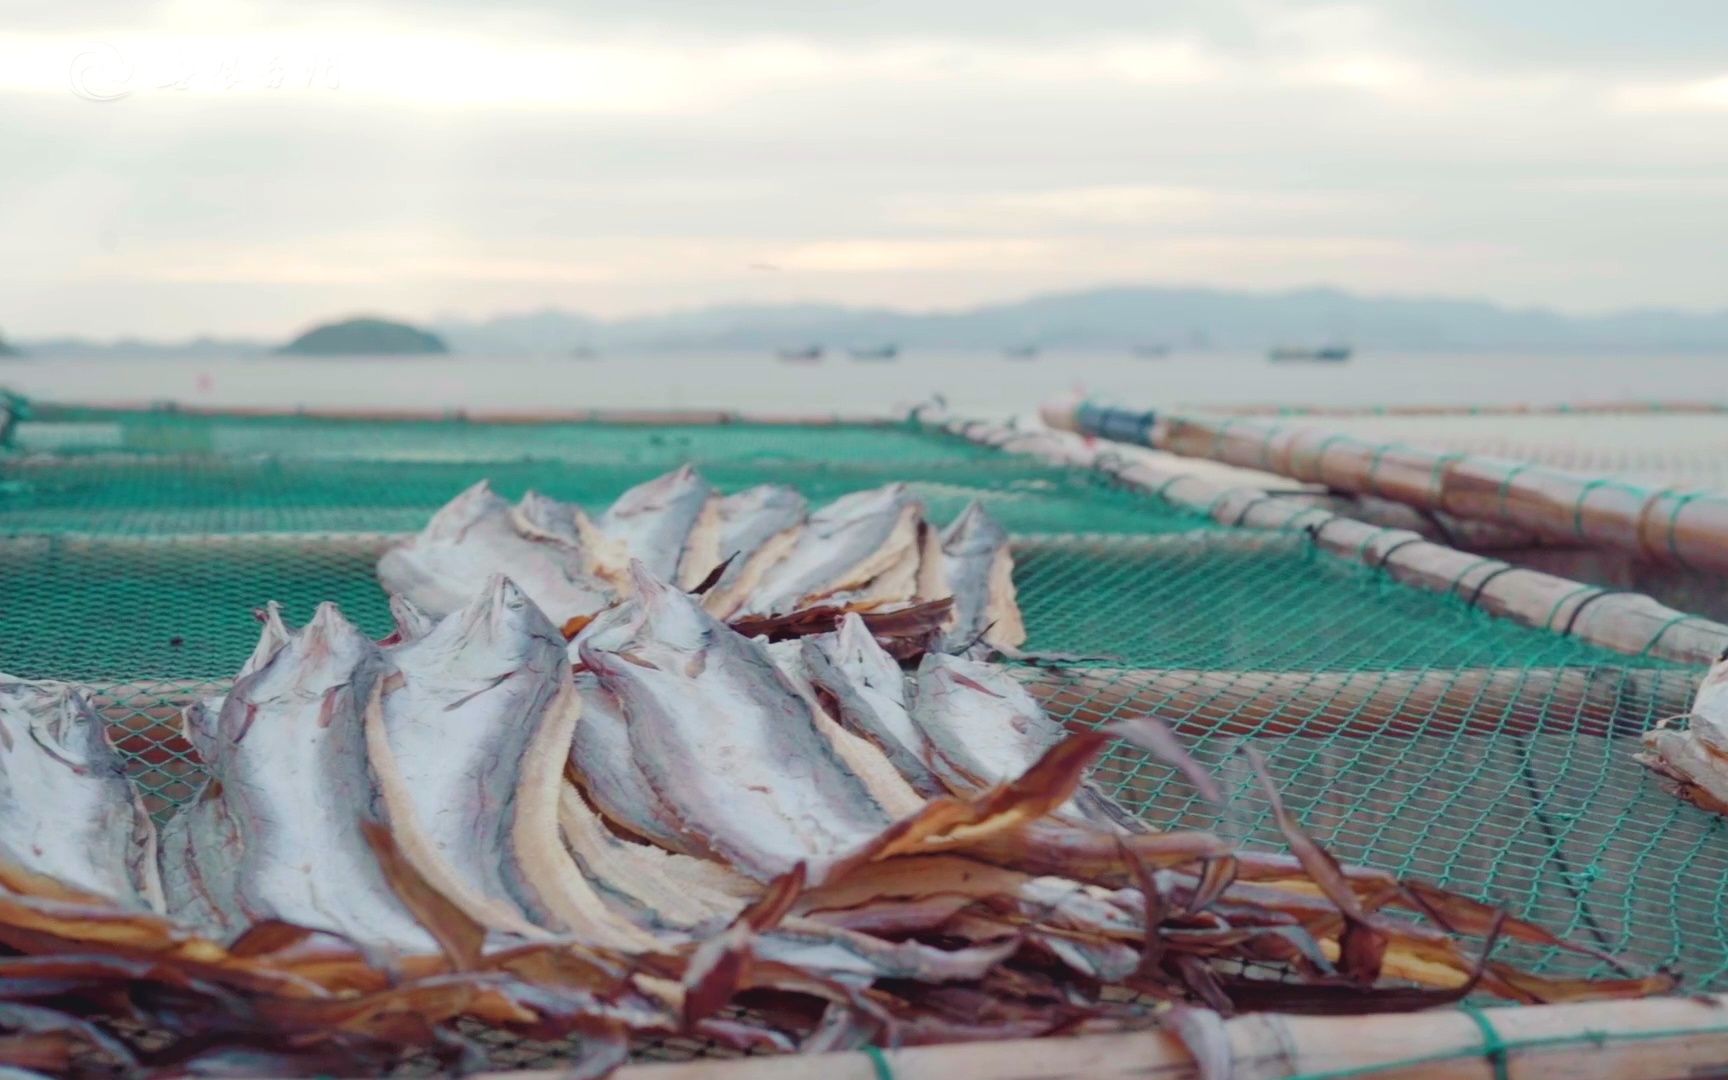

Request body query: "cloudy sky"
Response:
[3, 0, 1727, 338]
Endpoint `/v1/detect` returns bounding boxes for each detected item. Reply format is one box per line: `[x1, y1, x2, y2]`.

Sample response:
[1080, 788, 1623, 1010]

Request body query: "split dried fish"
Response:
[740, 484, 924, 616]
[160, 603, 435, 953]
[0, 677, 162, 911]
[366, 576, 571, 940]
[1637, 657, 1728, 814]
[579, 563, 892, 880]
[916, 501, 1027, 655]
[596, 466, 719, 588]
[801, 613, 947, 799]
[700, 484, 808, 618]
[911, 653, 1137, 830]
[377, 481, 613, 624]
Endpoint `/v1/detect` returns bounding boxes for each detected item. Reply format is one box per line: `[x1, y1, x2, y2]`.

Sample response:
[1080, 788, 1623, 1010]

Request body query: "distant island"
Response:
[276, 317, 448, 356]
[0, 333, 21, 358]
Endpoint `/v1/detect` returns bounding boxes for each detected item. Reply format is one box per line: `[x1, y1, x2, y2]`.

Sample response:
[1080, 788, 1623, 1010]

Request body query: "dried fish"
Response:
[596, 466, 719, 588]
[701, 484, 808, 618]
[580, 563, 892, 881]
[1638, 657, 1728, 814]
[0, 677, 162, 911]
[377, 481, 613, 624]
[366, 575, 571, 940]
[802, 613, 947, 798]
[741, 484, 924, 616]
[567, 672, 701, 855]
[765, 639, 926, 819]
[911, 654, 1138, 831]
[916, 501, 1027, 655]
[159, 603, 435, 953]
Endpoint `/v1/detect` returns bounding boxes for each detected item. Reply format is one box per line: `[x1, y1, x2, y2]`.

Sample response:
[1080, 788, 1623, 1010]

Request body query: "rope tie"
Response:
[1209, 416, 1247, 463]
[1459, 1004, 1511, 1080]
[862, 1045, 895, 1080]
[1442, 556, 1501, 599]
[1493, 462, 1534, 523]
[1428, 451, 1466, 503]
[1661, 490, 1708, 570]
[1363, 442, 1414, 498]
[1569, 477, 1631, 540]
[1542, 584, 1601, 633]
[1372, 535, 1427, 569]
[1639, 614, 1702, 659]
[1465, 559, 1520, 611]
[1307, 433, 1353, 485]
[1560, 588, 1635, 637]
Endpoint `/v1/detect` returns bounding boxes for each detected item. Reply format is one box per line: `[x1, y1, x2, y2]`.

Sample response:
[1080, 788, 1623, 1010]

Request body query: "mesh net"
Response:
[0, 402, 1721, 1053]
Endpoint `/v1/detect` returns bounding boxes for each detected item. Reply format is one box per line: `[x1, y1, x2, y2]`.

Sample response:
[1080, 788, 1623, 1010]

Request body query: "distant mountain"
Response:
[434, 286, 1728, 353]
[277, 317, 449, 357]
[20, 285, 1728, 356]
[0, 332, 20, 358]
[20, 336, 267, 359]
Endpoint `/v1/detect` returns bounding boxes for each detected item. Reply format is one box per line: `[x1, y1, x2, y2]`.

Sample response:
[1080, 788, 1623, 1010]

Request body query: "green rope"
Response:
[1428, 451, 1466, 501]
[1542, 584, 1601, 633]
[1307, 432, 1354, 480]
[1494, 461, 1534, 522]
[862, 1044, 895, 1080]
[1459, 1004, 1511, 1080]
[1639, 614, 1701, 658]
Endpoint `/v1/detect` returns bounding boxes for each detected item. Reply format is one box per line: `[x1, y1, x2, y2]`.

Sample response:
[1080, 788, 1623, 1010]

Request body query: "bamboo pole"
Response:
[24, 400, 897, 427]
[1190, 399, 1728, 418]
[937, 416, 1728, 667]
[1045, 399, 1728, 575]
[485, 993, 1728, 1080]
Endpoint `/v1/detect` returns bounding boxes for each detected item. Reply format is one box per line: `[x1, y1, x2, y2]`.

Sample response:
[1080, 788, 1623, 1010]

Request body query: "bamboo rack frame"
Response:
[20, 401, 900, 428]
[1186, 399, 1728, 418]
[935, 415, 1728, 667]
[1043, 398, 1728, 575]
[521, 992, 1728, 1080]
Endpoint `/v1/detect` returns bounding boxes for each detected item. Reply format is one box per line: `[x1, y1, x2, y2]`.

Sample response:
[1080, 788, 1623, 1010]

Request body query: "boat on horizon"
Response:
[777, 345, 824, 363]
[569, 345, 599, 360]
[1132, 343, 1171, 359]
[1003, 344, 1040, 361]
[1268, 344, 1352, 363]
[848, 344, 899, 361]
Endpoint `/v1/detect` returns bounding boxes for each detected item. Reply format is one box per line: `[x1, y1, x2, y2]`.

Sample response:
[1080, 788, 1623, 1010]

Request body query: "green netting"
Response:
[0, 403, 1721, 1019]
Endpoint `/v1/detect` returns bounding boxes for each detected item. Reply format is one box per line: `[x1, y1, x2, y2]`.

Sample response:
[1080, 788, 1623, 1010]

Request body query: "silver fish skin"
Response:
[597, 466, 718, 586]
[921, 502, 1027, 655]
[701, 485, 807, 618]
[160, 604, 435, 953]
[377, 481, 613, 625]
[910, 654, 1130, 830]
[801, 615, 946, 799]
[739, 484, 923, 616]
[568, 671, 701, 856]
[0, 677, 163, 910]
[580, 563, 891, 881]
[764, 641, 924, 818]
[368, 575, 569, 939]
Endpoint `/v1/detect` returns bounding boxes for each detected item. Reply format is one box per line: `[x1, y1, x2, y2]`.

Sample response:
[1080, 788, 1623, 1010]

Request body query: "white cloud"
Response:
[774, 238, 1049, 272]
[1612, 74, 1728, 113]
